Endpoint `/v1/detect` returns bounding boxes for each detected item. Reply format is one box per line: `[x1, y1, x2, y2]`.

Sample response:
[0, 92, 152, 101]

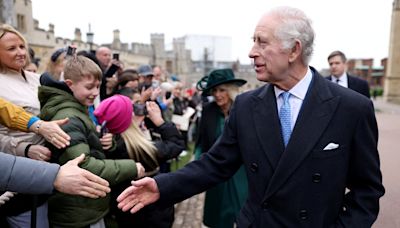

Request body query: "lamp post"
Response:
[86, 23, 94, 53]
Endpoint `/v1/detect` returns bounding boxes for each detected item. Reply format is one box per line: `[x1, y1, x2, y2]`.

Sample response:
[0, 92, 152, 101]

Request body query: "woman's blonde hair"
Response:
[46, 51, 66, 80]
[0, 24, 30, 72]
[213, 83, 241, 102]
[121, 120, 159, 171]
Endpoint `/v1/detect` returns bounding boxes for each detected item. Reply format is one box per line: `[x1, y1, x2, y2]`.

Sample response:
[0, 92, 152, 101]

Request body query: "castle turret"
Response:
[384, 0, 400, 104]
[112, 29, 121, 50]
[48, 23, 54, 33]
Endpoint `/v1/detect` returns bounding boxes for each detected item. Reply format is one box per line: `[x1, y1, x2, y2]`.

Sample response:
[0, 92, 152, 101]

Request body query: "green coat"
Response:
[195, 102, 248, 228]
[38, 85, 138, 228]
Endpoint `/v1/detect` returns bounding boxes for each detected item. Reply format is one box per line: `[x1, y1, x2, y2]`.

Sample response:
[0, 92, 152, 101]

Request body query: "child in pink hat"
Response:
[94, 95, 133, 134]
[94, 95, 186, 227]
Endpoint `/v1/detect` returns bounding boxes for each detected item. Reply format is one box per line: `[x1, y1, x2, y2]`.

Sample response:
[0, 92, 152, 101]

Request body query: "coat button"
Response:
[250, 163, 258, 172]
[312, 173, 321, 183]
[299, 209, 308, 220]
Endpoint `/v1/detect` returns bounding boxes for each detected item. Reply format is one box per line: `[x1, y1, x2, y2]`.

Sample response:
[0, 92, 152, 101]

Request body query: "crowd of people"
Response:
[0, 5, 384, 228]
[0, 19, 245, 227]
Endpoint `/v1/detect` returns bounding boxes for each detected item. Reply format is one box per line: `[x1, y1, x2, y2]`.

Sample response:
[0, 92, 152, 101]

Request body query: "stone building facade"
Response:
[347, 58, 387, 89]
[1, 0, 261, 89]
[0, 0, 196, 83]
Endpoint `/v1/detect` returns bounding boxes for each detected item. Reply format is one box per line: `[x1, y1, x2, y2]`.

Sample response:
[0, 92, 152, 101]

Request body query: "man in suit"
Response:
[116, 6, 384, 227]
[326, 50, 371, 98]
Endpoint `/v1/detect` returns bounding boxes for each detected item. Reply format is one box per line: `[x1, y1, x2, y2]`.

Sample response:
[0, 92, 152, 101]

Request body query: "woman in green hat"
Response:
[195, 68, 248, 228]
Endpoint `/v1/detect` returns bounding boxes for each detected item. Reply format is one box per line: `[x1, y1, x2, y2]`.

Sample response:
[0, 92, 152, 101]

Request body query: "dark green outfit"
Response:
[38, 80, 138, 228]
[195, 102, 248, 228]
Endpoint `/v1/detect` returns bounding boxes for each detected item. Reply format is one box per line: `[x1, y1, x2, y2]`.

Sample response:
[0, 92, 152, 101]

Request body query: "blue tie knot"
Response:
[282, 91, 290, 103]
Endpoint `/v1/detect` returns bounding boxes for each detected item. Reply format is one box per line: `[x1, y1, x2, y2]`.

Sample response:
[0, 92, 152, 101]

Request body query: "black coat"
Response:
[155, 67, 384, 227]
[326, 74, 370, 98]
[195, 101, 223, 153]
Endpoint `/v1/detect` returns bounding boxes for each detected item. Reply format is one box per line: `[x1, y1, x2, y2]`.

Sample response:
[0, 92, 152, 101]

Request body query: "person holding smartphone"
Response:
[96, 47, 122, 100]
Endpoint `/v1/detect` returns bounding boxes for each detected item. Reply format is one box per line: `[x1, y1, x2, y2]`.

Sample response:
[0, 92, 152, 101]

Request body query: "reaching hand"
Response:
[0, 191, 15, 205]
[53, 154, 111, 198]
[33, 118, 71, 149]
[140, 87, 152, 103]
[150, 87, 162, 101]
[27, 144, 52, 161]
[100, 133, 113, 150]
[146, 101, 164, 127]
[117, 177, 160, 214]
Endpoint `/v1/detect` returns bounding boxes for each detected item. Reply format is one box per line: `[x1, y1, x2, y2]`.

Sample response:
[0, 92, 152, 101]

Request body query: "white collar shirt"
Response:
[331, 72, 348, 88]
[274, 67, 313, 131]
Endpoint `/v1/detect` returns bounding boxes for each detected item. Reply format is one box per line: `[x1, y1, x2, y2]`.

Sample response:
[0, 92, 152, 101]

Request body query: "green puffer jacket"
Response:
[38, 85, 138, 228]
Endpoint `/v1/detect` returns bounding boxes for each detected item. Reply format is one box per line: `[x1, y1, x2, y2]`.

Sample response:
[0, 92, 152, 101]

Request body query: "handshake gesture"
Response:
[117, 177, 160, 213]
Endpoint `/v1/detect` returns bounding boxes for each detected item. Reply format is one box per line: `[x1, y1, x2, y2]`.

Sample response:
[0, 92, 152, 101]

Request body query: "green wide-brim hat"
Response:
[196, 68, 247, 96]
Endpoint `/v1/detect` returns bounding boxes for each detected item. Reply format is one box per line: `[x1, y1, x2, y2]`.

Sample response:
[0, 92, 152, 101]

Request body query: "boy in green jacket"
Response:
[38, 55, 144, 228]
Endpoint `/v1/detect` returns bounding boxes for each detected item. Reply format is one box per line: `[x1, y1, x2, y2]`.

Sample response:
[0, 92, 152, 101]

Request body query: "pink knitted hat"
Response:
[94, 95, 133, 134]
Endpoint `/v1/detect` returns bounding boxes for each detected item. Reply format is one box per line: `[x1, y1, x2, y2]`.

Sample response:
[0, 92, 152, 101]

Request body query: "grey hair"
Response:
[269, 6, 315, 65]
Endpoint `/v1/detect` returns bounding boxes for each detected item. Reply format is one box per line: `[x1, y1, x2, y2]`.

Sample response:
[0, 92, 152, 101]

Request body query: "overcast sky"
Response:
[31, 0, 394, 70]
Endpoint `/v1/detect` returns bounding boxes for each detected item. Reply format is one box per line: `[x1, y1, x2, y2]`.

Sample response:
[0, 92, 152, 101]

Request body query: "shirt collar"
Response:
[332, 72, 347, 82]
[274, 67, 313, 101]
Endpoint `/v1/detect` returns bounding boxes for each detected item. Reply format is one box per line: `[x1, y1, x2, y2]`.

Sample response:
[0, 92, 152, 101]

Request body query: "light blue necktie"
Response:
[279, 92, 292, 147]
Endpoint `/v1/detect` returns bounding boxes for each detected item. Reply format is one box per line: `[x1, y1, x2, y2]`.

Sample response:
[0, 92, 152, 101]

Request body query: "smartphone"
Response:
[133, 103, 147, 116]
[100, 121, 108, 138]
[113, 53, 119, 61]
[104, 63, 119, 78]
[165, 91, 172, 99]
[66, 45, 76, 57]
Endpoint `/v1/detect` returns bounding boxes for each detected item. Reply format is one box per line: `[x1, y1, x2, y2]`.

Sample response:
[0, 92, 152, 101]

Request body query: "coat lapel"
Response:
[347, 74, 355, 90]
[263, 71, 340, 200]
[252, 84, 284, 169]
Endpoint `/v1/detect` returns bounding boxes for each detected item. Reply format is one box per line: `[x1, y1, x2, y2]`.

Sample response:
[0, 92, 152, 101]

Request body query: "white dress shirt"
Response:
[274, 67, 313, 131]
[331, 72, 348, 88]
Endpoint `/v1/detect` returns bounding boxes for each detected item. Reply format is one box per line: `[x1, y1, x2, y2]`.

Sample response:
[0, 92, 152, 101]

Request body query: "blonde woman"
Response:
[94, 95, 185, 228]
[0, 23, 53, 228]
[45, 47, 66, 80]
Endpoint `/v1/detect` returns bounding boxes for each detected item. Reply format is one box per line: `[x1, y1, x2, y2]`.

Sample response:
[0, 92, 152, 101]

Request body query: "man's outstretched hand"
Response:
[117, 177, 160, 214]
[53, 154, 111, 198]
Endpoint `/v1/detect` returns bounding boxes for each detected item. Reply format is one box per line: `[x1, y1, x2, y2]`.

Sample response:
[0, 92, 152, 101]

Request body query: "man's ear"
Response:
[288, 39, 302, 63]
[64, 79, 73, 87]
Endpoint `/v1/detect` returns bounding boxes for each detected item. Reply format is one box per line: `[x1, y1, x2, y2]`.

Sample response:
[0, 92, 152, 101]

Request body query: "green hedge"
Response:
[371, 88, 384, 97]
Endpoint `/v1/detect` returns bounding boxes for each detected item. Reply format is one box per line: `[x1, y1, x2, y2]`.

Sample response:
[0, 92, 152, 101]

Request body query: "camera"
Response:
[133, 103, 148, 116]
[113, 53, 119, 61]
